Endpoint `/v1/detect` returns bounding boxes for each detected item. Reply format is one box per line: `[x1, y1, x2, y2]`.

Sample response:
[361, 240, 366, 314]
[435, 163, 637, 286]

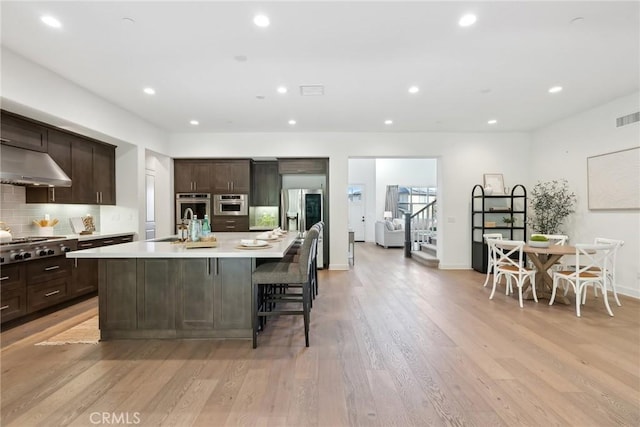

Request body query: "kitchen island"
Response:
[66, 232, 298, 340]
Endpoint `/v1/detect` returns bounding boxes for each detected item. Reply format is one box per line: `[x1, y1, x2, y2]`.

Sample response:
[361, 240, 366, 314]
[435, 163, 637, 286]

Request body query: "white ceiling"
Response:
[1, 1, 638, 133]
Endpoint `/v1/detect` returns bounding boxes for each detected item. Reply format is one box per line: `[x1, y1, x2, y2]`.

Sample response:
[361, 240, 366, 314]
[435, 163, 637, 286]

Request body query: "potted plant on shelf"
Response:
[502, 216, 516, 227]
[528, 179, 576, 234]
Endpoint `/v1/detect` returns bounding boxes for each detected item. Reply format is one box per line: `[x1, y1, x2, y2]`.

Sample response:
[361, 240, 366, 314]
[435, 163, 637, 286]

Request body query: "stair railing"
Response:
[404, 199, 437, 258]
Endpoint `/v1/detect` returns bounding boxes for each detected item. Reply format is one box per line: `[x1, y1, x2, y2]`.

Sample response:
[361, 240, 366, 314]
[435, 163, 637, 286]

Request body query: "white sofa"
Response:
[375, 220, 404, 248]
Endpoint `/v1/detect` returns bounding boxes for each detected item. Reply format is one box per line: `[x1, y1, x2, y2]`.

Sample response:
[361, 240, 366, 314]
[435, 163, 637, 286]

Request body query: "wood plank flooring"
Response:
[2, 243, 639, 426]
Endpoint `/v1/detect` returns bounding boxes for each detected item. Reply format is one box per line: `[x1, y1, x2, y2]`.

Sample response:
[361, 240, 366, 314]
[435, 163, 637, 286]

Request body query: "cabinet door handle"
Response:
[44, 265, 60, 271]
[225, 226, 235, 229]
[0, 138, 11, 143]
[45, 290, 60, 297]
[0, 305, 9, 311]
[215, 258, 219, 276]
[50, 187, 55, 202]
[79, 243, 93, 248]
[100, 192, 103, 203]
[0, 276, 9, 281]
[103, 240, 114, 244]
[96, 192, 100, 204]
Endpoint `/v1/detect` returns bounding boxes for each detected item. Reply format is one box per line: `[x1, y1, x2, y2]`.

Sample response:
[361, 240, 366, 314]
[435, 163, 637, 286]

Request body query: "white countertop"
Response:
[66, 231, 299, 259]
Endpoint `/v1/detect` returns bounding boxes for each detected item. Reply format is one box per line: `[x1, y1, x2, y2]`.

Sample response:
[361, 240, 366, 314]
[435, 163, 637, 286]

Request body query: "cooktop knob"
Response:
[23, 252, 32, 259]
[62, 246, 71, 253]
[39, 250, 47, 256]
[12, 253, 23, 260]
[47, 249, 55, 255]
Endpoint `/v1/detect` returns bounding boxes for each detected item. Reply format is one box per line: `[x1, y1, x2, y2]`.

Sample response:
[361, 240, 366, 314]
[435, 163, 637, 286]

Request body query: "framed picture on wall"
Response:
[483, 173, 505, 194]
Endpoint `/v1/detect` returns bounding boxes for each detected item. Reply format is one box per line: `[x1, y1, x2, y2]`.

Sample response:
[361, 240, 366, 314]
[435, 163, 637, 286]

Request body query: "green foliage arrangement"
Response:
[529, 179, 577, 234]
[530, 234, 549, 242]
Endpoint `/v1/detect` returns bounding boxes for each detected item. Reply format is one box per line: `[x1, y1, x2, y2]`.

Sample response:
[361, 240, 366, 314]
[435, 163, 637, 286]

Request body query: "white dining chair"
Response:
[482, 233, 503, 287]
[587, 238, 624, 307]
[490, 239, 537, 308]
[550, 242, 617, 317]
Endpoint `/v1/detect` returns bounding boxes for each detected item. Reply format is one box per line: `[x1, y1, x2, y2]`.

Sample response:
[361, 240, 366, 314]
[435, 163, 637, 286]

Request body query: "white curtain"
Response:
[384, 185, 399, 218]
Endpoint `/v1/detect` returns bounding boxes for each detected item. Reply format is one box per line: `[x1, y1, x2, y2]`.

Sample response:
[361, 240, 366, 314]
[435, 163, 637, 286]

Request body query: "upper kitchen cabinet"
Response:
[24, 126, 116, 205]
[71, 138, 116, 205]
[278, 158, 327, 175]
[212, 160, 250, 194]
[174, 160, 215, 193]
[0, 110, 48, 152]
[251, 161, 280, 206]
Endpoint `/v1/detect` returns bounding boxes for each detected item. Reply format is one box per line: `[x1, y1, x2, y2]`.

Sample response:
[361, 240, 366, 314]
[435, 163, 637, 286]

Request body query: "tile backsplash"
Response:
[0, 184, 100, 236]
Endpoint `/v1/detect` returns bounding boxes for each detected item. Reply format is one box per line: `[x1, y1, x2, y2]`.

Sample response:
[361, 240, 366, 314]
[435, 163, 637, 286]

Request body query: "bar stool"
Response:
[251, 227, 319, 348]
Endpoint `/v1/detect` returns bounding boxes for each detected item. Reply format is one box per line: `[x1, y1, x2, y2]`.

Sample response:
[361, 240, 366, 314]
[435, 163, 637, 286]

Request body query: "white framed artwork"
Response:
[587, 147, 640, 210]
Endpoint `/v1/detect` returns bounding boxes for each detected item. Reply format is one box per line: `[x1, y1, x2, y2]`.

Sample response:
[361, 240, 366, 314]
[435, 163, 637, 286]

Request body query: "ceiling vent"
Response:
[300, 85, 324, 96]
[616, 111, 639, 127]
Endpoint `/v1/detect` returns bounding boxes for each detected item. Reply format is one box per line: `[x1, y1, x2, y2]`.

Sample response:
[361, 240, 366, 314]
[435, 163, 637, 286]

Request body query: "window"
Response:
[397, 186, 436, 216]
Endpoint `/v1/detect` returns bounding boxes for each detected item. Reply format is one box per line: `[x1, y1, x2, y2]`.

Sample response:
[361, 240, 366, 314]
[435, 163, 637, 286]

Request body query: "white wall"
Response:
[348, 159, 376, 242]
[530, 92, 640, 297]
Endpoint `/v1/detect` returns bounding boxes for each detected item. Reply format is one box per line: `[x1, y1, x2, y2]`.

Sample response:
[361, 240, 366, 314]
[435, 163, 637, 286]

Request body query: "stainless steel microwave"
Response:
[213, 194, 248, 216]
[176, 193, 211, 224]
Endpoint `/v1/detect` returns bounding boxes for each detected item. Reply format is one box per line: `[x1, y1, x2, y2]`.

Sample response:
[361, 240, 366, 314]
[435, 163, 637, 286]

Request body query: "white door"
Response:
[348, 184, 366, 241]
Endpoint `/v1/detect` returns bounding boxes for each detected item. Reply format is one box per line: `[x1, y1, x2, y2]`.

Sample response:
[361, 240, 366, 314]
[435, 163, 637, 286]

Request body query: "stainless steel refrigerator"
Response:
[281, 189, 324, 267]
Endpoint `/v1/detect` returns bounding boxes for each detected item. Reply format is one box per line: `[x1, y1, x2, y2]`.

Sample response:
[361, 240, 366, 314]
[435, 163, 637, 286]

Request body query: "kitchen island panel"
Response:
[99, 259, 137, 331]
[214, 258, 253, 330]
[177, 259, 215, 330]
[137, 259, 176, 331]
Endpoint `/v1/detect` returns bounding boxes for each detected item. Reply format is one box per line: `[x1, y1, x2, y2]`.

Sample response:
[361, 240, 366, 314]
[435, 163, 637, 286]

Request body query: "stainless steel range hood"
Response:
[0, 144, 72, 187]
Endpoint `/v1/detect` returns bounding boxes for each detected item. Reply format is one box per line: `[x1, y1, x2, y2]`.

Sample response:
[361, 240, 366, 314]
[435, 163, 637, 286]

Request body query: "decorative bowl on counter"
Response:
[528, 240, 550, 248]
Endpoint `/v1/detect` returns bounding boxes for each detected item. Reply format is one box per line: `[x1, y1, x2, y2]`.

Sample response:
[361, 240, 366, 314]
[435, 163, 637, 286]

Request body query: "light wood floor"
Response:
[2, 243, 639, 426]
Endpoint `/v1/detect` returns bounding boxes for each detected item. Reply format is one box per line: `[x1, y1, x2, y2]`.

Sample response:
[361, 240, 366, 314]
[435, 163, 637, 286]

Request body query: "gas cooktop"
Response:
[0, 236, 77, 265]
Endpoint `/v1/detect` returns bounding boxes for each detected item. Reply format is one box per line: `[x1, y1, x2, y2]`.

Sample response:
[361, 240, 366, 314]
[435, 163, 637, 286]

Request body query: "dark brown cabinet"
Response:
[0, 110, 48, 152]
[278, 158, 327, 175]
[211, 216, 249, 232]
[0, 264, 27, 323]
[2, 110, 117, 206]
[212, 160, 250, 194]
[176, 259, 214, 330]
[174, 160, 215, 192]
[26, 256, 73, 313]
[251, 161, 280, 206]
[72, 139, 115, 205]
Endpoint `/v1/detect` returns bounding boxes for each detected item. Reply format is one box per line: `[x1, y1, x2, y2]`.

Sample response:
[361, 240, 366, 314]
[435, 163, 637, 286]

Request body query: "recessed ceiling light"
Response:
[408, 86, 420, 94]
[487, 119, 497, 125]
[384, 119, 393, 125]
[143, 87, 156, 95]
[458, 14, 477, 27]
[277, 86, 288, 94]
[288, 119, 296, 125]
[253, 14, 270, 27]
[548, 86, 563, 94]
[190, 120, 199, 126]
[41, 15, 62, 28]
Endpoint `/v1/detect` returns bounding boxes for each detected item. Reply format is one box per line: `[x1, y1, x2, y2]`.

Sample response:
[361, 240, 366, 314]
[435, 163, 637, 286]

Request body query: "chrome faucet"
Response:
[183, 208, 194, 222]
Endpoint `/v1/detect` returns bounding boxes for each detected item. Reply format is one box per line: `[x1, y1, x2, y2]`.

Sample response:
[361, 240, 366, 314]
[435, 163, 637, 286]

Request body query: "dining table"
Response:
[523, 244, 577, 304]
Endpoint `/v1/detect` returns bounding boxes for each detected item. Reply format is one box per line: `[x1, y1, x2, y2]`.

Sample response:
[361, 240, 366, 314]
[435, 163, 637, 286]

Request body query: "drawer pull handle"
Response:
[0, 305, 9, 310]
[45, 265, 60, 271]
[0, 276, 9, 281]
[80, 243, 93, 248]
[45, 290, 60, 297]
[103, 240, 114, 244]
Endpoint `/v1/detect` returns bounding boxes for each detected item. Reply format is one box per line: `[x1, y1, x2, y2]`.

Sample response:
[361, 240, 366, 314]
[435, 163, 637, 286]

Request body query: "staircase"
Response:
[404, 200, 439, 268]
